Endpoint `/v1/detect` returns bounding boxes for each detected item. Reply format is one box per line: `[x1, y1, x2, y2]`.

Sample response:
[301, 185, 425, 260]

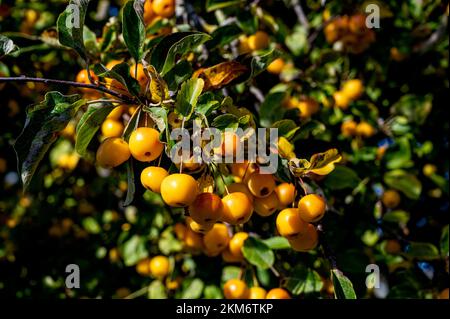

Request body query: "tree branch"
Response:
[317, 224, 338, 269]
[291, 0, 309, 29]
[0, 76, 136, 103]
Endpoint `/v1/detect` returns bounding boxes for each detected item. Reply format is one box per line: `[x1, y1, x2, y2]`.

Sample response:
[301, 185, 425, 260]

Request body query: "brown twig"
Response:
[0, 76, 136, 104]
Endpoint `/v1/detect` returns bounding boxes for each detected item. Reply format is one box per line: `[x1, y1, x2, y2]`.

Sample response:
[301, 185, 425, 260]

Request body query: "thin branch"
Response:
[291, 0, 309, 29]
[0, 76, 136, 103]
[317, 224, 338, 269]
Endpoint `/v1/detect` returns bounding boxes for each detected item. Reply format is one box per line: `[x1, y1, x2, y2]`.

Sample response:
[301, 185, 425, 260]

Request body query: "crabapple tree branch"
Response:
[0, 76, 136, 104]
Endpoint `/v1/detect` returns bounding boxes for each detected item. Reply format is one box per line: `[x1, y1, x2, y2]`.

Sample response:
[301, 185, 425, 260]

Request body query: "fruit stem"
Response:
[298, 177, 308, 195]
[212, 162, 229, 195]
[317, 224, 338, 270]
[123, 285, 150, 299]
[251, 266, 259, 287]
[179, 117, 186, 174]
[0, 76, 136, 104]
[269, 265, 280, 278]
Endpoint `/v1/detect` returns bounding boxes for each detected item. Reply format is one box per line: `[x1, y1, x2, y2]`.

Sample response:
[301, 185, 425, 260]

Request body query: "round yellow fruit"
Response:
[227, 183, 254, 202]
[248, 286, 267, 299]
[223, 279, 249, 299]
[382, 189, 401, 209]
[276, 208, 308, 239]
[254, 192, 279, 217]
[160, 173, 198, 207]
[228, 232, 249, 259]
[248, 31, 270, 51]
[333, 91, 350, 109]
[149, 255, 171, 278]
[221, 192, 254, 225]
[288, 224, 319, 251]
[298, 194, 326, 223]
[152, 0, 175, 19]
[267, 58, 285, 74]
[96, 137, 131, 168]
[186, 217, 214, 234]
[203, 223, 230, 254]
[101, 118, 124, 138]
[342, 79, 364, 100]
[189, 192, 223, 224]
[129, 127, 164, 162]
[274, 183, 296, 208]
[266, 288, 291, 299]
[140, 166, 169, 193]
[246, 172, 276, 198]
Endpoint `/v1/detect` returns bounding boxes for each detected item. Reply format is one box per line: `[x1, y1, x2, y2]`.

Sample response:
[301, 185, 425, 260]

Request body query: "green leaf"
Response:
[158, 231, 183, 255]
[150, 32, 211, 76]
[391, 94, 433, 125]
[123, 159, 136, 207]
[94, 62, 141, 97]
[236, 11, 258, 34]
[383, 210, 410, 224]
[285, 25, 309, 56]
[57, 0, 90, 60]
[259, 91, 286, 127]
[163, 60, 193, 91]
[82, 217, 101, 234]
[271, 120, 299, 139]
[148, 280, 168, 299]
[385, 137, 414, 170]
[211, 114, 239, 130]
[263, 236, 291, 250]
[83, 26, 99, 56]
[206, 0, 246, 12]
[206, 24, 242, 49]
[221, 266, 241, 284]
[324, 166, 361, 190]
[75, 103, 115, 157]
[0, 35, 19, 57]
[196, 92, 220, 116]
[121, 235, 148, 266]
[14, 92, 84, 190]
[384, 169, 422, 200]
[175, 78, 204, 119]
[203, 285, 223, 299]
[246, 48, 282, 81]
[403, 242, 440, 260]
[181, 278, 204, 299]
[242, 236, 275, 269]
[123, 106, 141, 141]
[331, 269, 357, 299]
[146, 107, 168, 135]
[122, 0, 146, 61]
[284, 265, 323, 295]
[441, 226, 449, 257]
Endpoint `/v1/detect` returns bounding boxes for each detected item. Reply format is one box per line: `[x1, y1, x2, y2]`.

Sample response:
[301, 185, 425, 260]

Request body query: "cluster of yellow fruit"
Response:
[333, 79, 364, 110]
[143, 0, 175, 26]
[239, 31, 270, 54]
[341, 120, 376, 138]
[223, 279, 291, 299]
[136, 255, 171, 278]
[324, 14, 375, 54]
[95, 126, 162, 168]
[284, 97, 320, 119]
